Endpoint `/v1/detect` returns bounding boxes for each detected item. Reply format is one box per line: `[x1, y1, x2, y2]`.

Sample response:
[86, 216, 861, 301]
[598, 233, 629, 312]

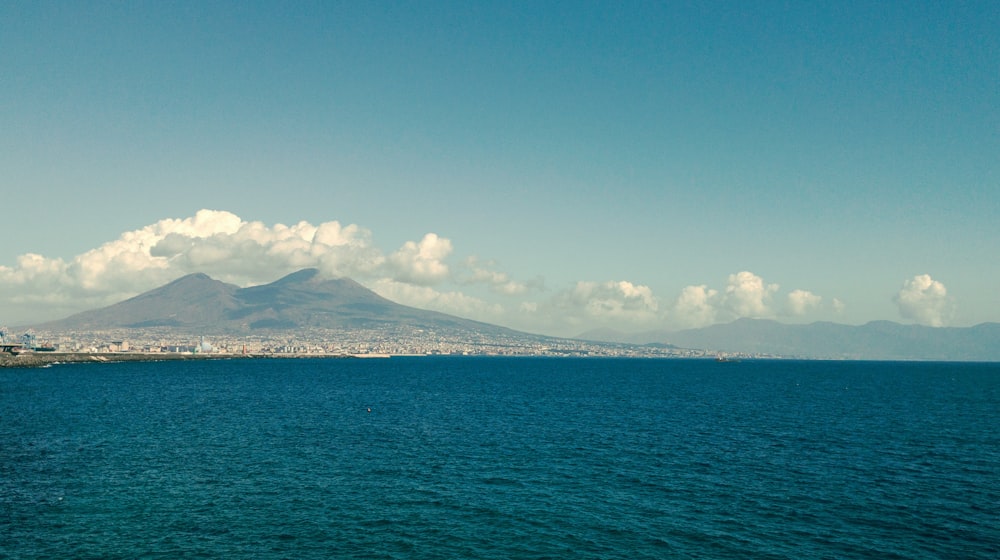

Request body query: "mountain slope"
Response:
[37, 268, 518, 336]
[45, 273, 241, 329]
[226, 268, 507, 332]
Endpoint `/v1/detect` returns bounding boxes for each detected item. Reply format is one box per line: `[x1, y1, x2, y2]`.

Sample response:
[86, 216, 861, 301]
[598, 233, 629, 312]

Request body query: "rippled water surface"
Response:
[2, 357, 999, 558]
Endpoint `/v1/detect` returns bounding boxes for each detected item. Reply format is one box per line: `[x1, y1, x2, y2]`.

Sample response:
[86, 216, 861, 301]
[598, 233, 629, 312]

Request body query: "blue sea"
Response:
[2, 357, 998, 559]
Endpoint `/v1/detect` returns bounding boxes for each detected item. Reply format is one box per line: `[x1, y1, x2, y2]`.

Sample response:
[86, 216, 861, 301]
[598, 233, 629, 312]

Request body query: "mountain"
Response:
[52, 272, 242, 329]
[583, 318, 1000, 361]
[36, 268, 520, 336]
[35, 270, 1000, 360]
[575, 327, 632, 344]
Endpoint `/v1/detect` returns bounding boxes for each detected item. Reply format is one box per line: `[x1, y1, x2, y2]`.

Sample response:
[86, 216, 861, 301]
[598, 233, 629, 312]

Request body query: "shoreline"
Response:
[0, 351, 363, 368]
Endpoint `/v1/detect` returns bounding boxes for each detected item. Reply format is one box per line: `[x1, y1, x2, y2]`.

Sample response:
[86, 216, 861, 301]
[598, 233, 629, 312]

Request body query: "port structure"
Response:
[0, 326, 24, 354]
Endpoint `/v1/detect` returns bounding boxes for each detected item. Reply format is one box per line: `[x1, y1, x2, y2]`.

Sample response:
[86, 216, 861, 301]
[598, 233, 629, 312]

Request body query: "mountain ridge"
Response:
[580, 318, 1000, 361]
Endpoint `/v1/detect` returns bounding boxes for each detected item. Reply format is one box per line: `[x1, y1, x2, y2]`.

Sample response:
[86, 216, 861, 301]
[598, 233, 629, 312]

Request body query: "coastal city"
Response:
[1, 324, 740, 362]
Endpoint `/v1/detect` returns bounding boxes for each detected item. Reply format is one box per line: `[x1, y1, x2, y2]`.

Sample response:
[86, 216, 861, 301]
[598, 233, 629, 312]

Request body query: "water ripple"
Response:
[2, 358, 998, 558]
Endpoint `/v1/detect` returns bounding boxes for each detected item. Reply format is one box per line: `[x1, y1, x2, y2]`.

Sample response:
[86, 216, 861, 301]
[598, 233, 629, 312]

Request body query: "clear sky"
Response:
[2, 1, 998, 336]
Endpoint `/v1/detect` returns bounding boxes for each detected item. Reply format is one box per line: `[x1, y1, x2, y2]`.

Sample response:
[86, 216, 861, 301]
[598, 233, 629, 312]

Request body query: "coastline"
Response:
[0, 350, 392, 368]
[0, 352, 262, 368]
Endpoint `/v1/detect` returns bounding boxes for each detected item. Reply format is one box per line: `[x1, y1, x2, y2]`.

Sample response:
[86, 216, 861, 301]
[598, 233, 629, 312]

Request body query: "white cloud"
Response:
[895, 274, 952, 327]
[673, 284, 719, 328]
[370, 279, 503, 318]
[0, 209, 847, 335]
[832, 298, 846, 314]
[387, 233, 453, 285]
[787, 289, 822, 316]
[462, 257, 531, 295]
[670, 273, 829, 328]
[150, 213, 385, 282]
[0, 210, 433, 324]
[546, 280, 662, 331]
[723, 271, 779, 318]
[482, 279, 664, 336]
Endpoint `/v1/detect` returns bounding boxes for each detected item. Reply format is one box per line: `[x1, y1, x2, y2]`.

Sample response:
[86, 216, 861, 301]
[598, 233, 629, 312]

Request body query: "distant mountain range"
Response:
[36, 268, 522, 338]
[578, 318, 1000, 361]
[32, 269, 1000, 360]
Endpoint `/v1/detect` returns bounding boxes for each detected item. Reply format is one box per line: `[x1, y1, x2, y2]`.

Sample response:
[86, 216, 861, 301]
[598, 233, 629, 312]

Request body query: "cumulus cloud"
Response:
[787, 289, 822, 316]
[483, 279, 662, 336]
[895, 274, 952, 327]
[670, 272, 829, 328]
[542, 280, 662, 332]
[387, 233, 453, 285]
[1, 211, 251, 318]
[673, 285, 719, 328]
[724, 271, 779, 318]
[150, 214, 385, 282]
[0, 209, 438, 323]
[522, 271, 824, 335]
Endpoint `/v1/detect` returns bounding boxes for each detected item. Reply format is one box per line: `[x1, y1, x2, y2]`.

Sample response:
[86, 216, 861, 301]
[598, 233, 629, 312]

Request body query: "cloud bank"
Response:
[0, 210, 391, 323]
[663, 272, 825, 330]
[0, 209, 909, 335]
[513, 271, 839, 335]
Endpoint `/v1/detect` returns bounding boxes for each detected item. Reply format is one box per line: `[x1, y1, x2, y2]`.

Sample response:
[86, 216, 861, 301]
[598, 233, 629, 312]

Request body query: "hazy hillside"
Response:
[581, 318, 1000, 361]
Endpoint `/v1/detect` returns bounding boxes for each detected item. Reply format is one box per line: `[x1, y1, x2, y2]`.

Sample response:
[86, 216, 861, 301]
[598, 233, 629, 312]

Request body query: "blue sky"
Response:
[2, 1, 998, 335]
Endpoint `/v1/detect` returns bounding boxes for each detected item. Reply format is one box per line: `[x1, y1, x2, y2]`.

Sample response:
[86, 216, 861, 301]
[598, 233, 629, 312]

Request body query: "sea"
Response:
[2, 357, 998, 559]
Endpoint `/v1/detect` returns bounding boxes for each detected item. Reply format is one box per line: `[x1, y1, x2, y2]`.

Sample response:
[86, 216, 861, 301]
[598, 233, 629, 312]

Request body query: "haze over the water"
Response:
[2, 2, 997, 337]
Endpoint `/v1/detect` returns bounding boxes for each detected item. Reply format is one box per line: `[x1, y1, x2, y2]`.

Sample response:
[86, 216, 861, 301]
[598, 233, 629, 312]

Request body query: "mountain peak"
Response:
[271, 268, 321, 285]
[168, 272, 213, 284]
[146, 272, 237, 299]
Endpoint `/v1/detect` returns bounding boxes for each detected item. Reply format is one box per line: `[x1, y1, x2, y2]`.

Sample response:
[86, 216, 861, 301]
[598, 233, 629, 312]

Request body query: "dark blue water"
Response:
[2, 358, 998, 559]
